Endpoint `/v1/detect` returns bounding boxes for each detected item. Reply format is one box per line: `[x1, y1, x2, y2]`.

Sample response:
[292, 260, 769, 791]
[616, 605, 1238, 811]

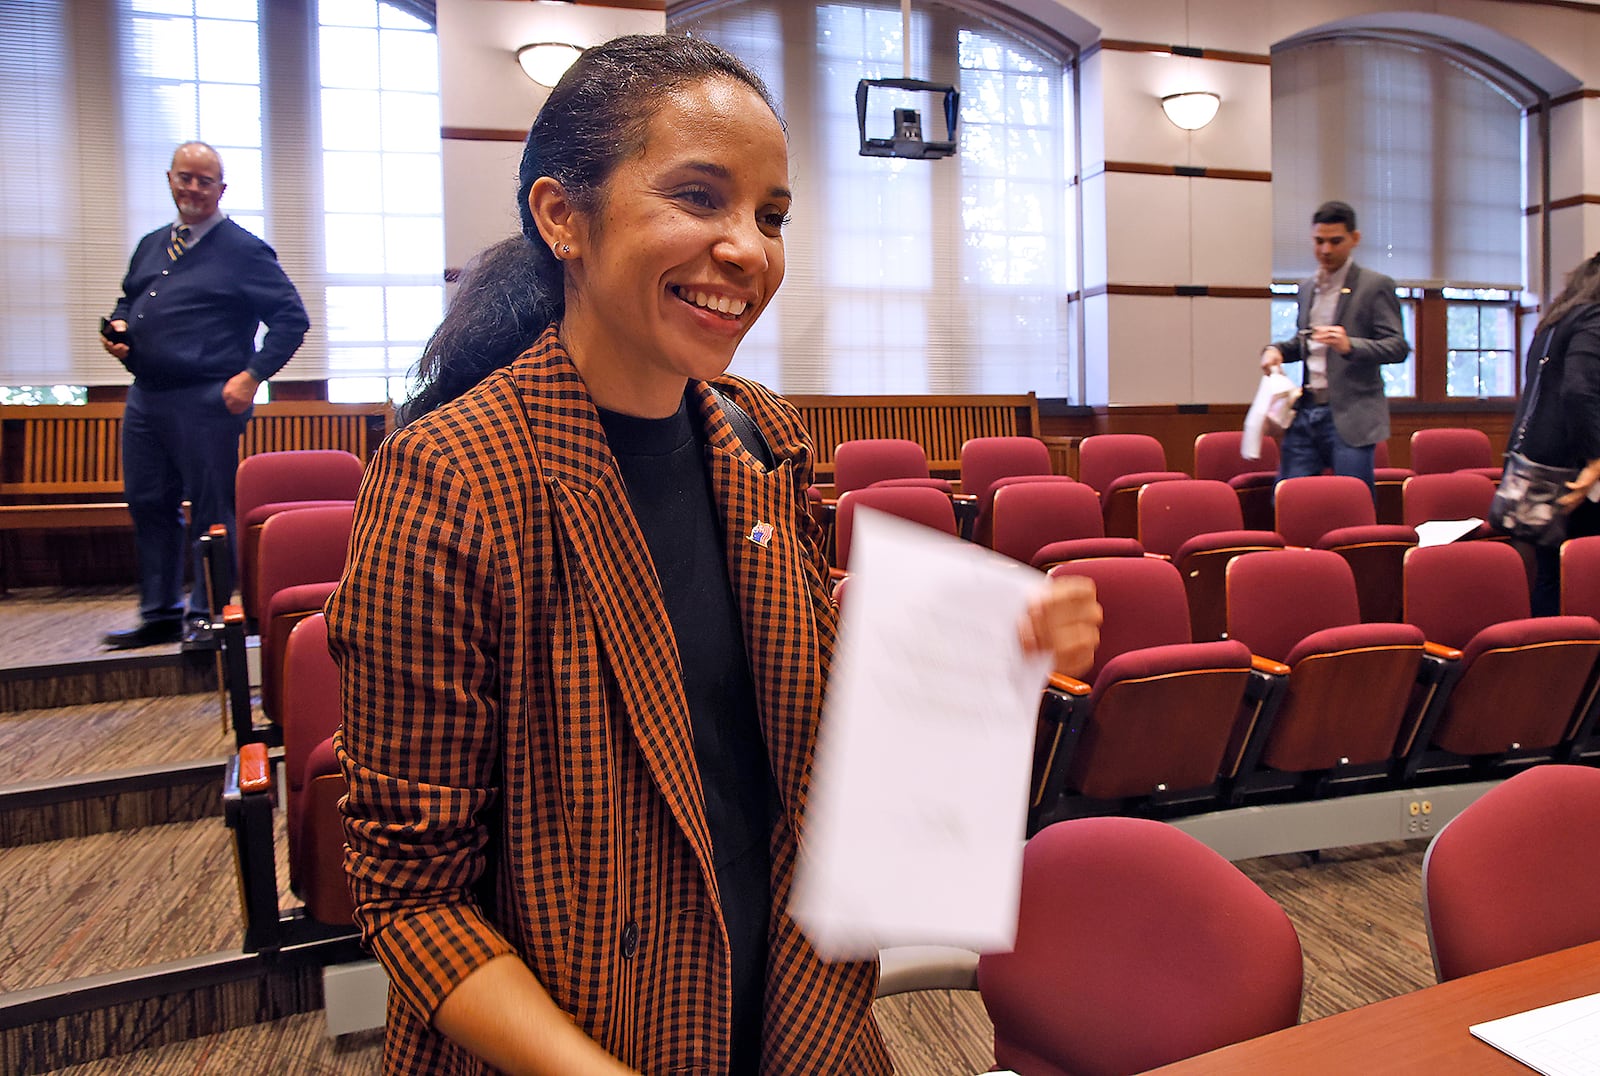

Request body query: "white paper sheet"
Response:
[1470, 991, 1600, 1076]
[1415, 518, 1485, 547]
[790, 509, 1053, 959]
[1241, 371, 1298, 460]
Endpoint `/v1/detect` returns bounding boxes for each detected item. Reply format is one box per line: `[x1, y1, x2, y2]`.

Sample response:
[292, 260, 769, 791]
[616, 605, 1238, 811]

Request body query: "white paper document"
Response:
[790, 509, 1054, 959]
[1470, 991, 1600, 1075]
[1414, 518, 1485, 547]
[1241, 370, 1298, 460]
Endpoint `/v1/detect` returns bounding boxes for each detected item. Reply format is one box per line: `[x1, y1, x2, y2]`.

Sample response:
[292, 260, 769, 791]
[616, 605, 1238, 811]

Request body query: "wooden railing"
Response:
[786, 393, 1042, 486]
[0, 401, 391, 502]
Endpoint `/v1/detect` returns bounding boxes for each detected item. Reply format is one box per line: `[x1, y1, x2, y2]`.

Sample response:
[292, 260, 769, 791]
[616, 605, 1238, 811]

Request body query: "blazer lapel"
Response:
[695, 384, 823, 823]
[516, 339, 718, 891]
[1333, 262, 1361, 326]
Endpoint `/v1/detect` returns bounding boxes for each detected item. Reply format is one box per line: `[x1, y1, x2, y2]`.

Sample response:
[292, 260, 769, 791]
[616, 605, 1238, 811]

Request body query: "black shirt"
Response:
[597, 396, 780, 1075]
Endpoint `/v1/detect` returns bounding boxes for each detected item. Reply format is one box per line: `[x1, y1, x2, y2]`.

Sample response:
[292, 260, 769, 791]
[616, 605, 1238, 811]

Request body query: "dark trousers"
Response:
[1279, 402, 1376, 493]
[122, 380, 250, 623]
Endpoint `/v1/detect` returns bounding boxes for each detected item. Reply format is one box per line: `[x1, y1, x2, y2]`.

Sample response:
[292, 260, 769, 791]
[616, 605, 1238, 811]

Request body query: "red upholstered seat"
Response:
[1411, 426, 1502, 480]
[834, 485, 957, 572]
[978, 816, 1303, 1076]
[987, 480, 1144, 568]
[255, 504, 355, 723]
[1276, 474, 1417, 621]
[1400, 542, 1600, 773]
[959, 436, 1058, 546]
[1194, 430, 1279, 531]
[280, 613, 353, 927]
[1137, 479, 1285, 641]
[832, 438, 933, 495]
[1077, 433, 1190, 539]
[1561, 535, 1600, 620]
[1402, 472, 1496, 534]
[1032, 558, 1252, 816]
[1423, 765, 1600, 981]
[1226, 549, 1426, 796]
[235, 450, 364, 621]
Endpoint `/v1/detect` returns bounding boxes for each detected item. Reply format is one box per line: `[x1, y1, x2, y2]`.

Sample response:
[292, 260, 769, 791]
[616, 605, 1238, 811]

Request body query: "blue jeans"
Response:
[1278, 403, 1376, 494]
[122, 380, 251, 623]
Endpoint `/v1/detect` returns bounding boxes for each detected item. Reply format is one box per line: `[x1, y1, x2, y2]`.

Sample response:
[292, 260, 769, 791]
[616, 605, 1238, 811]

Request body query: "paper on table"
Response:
[790, 508, 1054, 960]
[1415, 518, 1485, 547]
[1470, 991, 1600, 1076]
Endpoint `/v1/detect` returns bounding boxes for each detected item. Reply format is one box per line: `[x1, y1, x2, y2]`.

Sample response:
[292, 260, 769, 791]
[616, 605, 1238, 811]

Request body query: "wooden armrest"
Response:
[1423, 641, 1463, 661]
[223, 604, 245, 626]
[238, 742, 272, 794]
[1250, 654, 1291, 676]
[1047, 673, 1091, 696]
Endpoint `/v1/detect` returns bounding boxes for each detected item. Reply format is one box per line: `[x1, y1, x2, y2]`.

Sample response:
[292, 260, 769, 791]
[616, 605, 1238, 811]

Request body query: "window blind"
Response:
[670, 0, 1079, 397]
[1272, 38, 1523, 289]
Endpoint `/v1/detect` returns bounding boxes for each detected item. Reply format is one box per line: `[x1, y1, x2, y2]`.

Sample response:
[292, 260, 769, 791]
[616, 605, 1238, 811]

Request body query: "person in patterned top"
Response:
[328, 33, 1100, 1075]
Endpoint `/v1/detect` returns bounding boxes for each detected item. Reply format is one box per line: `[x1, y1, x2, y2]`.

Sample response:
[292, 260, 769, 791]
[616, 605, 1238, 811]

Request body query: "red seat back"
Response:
[236, 449, 364, 524]
[281, 612, 353, 925]
[1424, 765, 1600, 980]
[834, 486, 956, 569]
[1227, 549, 1360, 663]
[1049, 557, 1192, 680]
[1402, 472, 1496, 528]
[990, 481, 1104, 564]
[960, 436, 1052, 506]
[1404, 542, 1528, 649]
[1411, 427, 1494, 475]
[1077, 434, 1169, 496]
[832, 438, 929, 495]
[978, 817, 1302, 1076]
[256, 504, 355, 616]
[1561, 535, 1600, 619]
[1194, 430, 1278, 483]
[1137, 479, 1245, 559]
[1275, 475, 1376, 545]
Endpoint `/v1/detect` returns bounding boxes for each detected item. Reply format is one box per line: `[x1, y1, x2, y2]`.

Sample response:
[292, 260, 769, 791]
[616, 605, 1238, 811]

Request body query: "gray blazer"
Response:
[1271, 261, 1410, 446]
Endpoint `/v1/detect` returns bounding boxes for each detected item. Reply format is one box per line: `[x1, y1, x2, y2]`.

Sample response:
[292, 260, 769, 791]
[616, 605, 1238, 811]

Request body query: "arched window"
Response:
[670, 1, 1080, 397]
[1271, 37, 1525, 400]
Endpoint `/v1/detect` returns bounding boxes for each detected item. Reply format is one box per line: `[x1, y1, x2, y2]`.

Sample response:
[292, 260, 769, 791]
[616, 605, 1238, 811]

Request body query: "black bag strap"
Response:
[709, 383, 774, 471]
[1510, 330, 1557, 453]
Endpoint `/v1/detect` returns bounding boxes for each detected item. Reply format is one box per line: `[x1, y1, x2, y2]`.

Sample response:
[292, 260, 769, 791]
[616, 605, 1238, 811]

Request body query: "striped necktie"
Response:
[167, 225, 191, 261]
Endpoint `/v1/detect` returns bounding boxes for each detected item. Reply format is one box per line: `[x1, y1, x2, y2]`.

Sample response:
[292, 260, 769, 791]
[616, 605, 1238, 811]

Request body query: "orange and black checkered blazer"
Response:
[329, 327, 893, 1074]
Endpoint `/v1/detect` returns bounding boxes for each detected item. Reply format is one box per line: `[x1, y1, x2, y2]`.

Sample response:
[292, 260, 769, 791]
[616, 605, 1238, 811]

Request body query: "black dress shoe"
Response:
[102, 620, 184, 650]
[180, 617, 219, 652]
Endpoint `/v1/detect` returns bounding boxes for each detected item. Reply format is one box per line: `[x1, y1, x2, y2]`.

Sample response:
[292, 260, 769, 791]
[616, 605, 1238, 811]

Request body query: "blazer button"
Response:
[621, 920, 639, 960]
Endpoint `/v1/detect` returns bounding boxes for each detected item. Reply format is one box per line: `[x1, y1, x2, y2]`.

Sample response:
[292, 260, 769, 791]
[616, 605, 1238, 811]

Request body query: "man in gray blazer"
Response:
[1261, 201, 1410, 490]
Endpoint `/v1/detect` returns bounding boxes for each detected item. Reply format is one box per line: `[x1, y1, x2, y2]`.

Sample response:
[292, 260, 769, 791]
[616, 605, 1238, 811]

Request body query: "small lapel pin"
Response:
[747, 521, 774, 547]
[1341, 287, 1351, 294]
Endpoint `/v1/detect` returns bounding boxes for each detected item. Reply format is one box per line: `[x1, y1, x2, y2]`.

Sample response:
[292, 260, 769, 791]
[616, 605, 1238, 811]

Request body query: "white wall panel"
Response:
[1191, 179, 1272, 285]
[1105, 295, 1192, 403]
[1104, 172, 1190, 285]
[1191, 296, 1271, 403]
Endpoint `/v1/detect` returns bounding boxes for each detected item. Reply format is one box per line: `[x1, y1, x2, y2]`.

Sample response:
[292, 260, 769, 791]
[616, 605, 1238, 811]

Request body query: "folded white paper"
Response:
[790, 509, 1053, 959]
[1415, 518, 1484, 547]
[1242, 370, 1298, 460]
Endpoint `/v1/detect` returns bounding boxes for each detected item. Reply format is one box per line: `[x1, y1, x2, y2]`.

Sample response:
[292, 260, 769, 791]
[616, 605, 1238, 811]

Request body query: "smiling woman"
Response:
[325, 34, 894, 1076]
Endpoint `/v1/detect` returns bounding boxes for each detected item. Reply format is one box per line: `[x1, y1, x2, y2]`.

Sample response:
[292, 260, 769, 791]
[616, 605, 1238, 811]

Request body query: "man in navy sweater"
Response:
[100, 141, 308, 649]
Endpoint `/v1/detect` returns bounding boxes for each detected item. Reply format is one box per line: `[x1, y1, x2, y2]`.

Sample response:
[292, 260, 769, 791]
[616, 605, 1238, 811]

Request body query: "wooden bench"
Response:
[0, 401, 390, 588]
[0, 401, 390, 503]
[785, 392, 1044, 491]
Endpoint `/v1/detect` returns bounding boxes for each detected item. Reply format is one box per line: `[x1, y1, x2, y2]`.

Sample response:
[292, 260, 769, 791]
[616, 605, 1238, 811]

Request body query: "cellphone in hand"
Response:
[100, 316, 129, 345]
